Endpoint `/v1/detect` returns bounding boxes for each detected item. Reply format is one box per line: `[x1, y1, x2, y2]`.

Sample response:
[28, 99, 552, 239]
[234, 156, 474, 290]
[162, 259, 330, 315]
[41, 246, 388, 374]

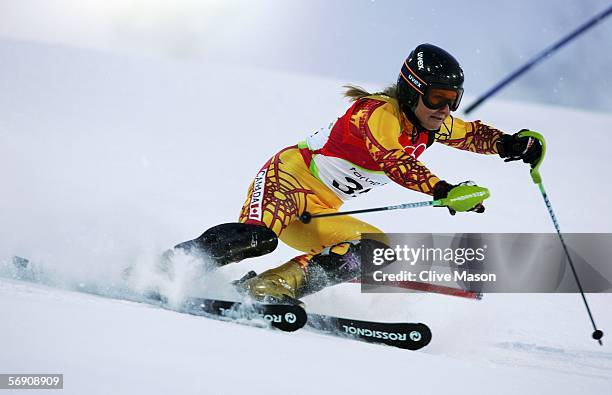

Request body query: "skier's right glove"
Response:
[433, 180, 486, 216]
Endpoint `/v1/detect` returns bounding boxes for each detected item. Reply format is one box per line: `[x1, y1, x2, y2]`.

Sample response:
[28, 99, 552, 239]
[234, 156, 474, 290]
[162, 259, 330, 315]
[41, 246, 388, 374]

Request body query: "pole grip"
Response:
[517, 130, 546, 184]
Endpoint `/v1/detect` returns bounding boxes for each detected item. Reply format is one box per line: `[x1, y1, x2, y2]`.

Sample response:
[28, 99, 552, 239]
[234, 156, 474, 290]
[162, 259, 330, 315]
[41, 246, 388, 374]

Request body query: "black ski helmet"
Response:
[397, 43, 464, 113]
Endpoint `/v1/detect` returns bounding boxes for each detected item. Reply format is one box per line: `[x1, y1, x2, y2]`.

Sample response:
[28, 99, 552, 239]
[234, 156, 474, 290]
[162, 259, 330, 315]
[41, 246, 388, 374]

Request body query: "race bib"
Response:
[311, 155, 390, 200]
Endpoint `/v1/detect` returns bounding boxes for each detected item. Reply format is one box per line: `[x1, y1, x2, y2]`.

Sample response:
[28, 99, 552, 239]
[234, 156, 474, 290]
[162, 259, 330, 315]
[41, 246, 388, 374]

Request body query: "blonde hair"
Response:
[343, 84, 398, 102]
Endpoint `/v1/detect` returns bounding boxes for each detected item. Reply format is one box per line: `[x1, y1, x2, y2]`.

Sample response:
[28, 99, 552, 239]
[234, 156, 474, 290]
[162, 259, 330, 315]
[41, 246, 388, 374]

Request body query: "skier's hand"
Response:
[433, 180, 485, 216]
[497, 130, 543, 168]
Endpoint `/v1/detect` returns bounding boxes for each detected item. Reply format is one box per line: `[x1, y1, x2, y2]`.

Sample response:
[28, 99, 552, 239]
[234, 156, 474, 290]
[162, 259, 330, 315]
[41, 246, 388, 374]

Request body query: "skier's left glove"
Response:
[433, 180, 485, 216]
[497, 130, 543, 167]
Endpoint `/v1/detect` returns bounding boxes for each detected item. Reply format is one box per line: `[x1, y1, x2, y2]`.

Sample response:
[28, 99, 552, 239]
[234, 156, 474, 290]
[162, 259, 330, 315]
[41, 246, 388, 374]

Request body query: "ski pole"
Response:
[519, 130, 604, 345]
[299, 184, 490, 223]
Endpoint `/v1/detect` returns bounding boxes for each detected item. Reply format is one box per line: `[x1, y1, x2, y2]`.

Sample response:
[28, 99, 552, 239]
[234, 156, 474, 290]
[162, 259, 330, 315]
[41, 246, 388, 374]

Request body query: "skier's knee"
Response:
[314, 238, 394, 274]
[174, 222, 278, 265]
[302, 238, 394, 295]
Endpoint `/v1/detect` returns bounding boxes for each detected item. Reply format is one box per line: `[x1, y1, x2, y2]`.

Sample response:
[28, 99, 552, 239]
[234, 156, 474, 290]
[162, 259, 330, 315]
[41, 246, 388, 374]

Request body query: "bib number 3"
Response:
[332, 176, 372, 197]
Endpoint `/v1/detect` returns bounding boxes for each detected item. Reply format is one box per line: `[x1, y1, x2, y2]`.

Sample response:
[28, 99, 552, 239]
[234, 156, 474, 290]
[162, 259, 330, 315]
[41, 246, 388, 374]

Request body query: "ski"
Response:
[180, 297, 307, 332]
[180, 299, 432, 349]
[351, 278, 482, 300]
[305, 313, 432, 350]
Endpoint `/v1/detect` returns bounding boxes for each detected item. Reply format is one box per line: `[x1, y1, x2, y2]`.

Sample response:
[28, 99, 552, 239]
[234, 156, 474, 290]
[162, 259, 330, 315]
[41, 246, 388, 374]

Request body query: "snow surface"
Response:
[1, 40, 611, 394]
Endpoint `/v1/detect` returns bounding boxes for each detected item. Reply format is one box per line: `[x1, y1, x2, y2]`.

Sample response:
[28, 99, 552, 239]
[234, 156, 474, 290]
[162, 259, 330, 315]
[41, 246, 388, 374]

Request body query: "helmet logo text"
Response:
[407, 73, 422, 88]
[417, 52, 425, 70]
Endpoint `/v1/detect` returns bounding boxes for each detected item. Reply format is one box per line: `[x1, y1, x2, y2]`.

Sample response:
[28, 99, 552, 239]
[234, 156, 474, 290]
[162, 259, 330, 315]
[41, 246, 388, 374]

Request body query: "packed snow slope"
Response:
[1, 40, 611, 394]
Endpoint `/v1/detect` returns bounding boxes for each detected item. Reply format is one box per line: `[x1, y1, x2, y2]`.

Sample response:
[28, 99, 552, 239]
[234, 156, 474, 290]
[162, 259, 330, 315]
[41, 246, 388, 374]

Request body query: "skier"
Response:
[174, 43, 542, 303]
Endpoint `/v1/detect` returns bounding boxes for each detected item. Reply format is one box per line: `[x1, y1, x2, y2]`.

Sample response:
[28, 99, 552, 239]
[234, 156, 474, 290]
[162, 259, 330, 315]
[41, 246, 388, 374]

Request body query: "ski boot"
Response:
[238, 259, 307, 304]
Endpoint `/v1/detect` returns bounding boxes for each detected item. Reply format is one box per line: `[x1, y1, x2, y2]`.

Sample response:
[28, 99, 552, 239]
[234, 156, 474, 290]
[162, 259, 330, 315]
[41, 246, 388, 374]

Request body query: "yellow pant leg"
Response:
[279, 213, 384, 255]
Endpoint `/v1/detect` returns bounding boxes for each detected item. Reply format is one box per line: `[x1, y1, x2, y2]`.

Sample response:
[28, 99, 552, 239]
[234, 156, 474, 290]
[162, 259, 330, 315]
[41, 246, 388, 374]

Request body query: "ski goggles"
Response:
[422, 86, 464, 111]
[400, 63, 464, 111]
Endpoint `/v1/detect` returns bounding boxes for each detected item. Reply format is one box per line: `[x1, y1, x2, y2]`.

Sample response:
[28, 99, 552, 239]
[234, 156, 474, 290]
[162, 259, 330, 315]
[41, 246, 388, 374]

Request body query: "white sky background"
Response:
[0, 0, 610, 112]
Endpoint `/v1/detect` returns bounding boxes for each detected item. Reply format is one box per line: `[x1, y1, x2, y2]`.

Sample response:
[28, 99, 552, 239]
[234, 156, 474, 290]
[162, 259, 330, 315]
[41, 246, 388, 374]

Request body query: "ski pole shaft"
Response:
[299, 184, 490, 223]
[519, 130, 604, 345]
[299, 200, 437, 223]
[539, 184, 603, 345]
[464, 5, 612, 114]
